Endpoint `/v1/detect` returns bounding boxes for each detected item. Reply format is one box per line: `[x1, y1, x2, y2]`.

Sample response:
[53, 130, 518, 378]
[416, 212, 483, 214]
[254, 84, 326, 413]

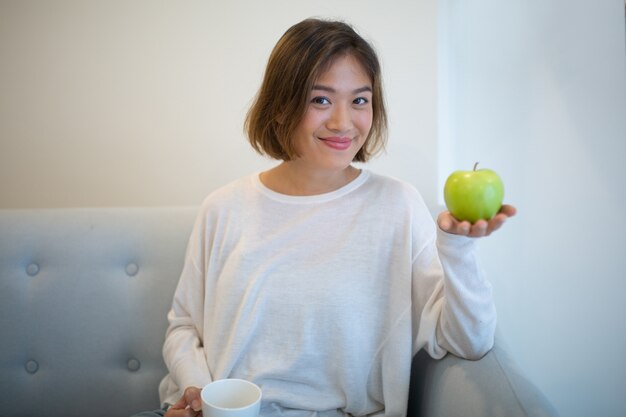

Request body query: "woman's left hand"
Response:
[437, 204, 517, 238]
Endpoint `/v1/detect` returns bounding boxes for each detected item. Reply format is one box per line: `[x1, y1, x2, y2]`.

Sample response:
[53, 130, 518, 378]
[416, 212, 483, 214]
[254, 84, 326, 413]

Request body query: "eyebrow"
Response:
[312, 85, 373, 94]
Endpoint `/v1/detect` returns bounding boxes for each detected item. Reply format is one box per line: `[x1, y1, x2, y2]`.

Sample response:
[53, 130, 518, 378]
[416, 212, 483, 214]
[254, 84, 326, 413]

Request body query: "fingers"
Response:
[468, 220, 488, 237]
[437, 212, 472, 235]
[184, 387, 203, 412]
[480, 204, 517, 236]
[437, 214, 453, 232]
[457, 221, 472, 236]
[499, 204, 517, 218]
[165, 387, 203, 417]
[172, 396, 188, 410]
[438, 204, 517, 238]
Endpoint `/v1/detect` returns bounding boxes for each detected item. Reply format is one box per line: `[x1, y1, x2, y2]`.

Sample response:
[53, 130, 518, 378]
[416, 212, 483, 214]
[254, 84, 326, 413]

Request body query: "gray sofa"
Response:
[0, 208, 558, 417]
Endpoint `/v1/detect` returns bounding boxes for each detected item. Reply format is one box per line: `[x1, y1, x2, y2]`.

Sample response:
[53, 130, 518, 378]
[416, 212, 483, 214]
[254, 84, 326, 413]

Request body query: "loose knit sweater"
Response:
[159, 170, 496, 417]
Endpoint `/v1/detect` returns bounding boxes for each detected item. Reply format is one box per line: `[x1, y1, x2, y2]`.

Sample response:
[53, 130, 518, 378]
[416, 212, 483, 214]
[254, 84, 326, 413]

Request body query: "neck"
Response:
[260, 163, 361, 196]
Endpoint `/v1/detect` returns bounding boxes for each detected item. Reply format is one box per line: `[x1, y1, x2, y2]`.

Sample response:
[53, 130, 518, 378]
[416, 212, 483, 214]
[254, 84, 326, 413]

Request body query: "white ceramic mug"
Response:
[201, 379, 262, 417]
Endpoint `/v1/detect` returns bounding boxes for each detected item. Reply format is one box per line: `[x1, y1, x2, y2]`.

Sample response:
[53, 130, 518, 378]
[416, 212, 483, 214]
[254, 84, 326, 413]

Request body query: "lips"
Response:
[318, 136, 353, 151]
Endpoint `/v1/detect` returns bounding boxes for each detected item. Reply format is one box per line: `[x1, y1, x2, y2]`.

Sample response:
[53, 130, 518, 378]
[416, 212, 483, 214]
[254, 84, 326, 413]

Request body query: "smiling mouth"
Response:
[318, 136, 353, 150]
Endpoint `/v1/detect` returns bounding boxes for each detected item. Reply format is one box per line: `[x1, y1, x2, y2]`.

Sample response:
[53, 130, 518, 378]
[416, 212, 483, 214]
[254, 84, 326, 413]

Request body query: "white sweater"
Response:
[159, 170, 496, 417]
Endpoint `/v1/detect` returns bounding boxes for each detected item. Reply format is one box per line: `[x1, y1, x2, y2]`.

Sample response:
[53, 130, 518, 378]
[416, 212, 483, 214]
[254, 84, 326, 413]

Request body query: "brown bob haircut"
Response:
[245, 18, 388, 162]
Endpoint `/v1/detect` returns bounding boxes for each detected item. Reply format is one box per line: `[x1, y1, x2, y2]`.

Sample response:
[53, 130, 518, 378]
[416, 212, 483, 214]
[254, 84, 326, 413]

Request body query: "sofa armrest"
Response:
[407, 343, 559, 417]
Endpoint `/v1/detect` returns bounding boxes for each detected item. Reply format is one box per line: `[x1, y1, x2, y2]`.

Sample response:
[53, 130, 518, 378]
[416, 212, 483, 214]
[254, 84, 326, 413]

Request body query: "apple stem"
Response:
[473, 162, 479, 171]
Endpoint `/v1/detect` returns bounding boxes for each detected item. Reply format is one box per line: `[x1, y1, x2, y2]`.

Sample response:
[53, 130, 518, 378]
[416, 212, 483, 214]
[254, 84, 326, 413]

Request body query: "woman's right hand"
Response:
[164, 386, 203, 417]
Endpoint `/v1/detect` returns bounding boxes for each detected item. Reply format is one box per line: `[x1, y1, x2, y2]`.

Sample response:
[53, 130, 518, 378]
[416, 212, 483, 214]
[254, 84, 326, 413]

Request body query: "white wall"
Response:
[0, 0, 439, 210]
[439, 1, 626, 416]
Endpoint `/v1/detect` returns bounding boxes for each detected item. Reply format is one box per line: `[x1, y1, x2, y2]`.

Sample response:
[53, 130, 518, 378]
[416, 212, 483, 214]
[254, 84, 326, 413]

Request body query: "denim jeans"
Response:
[130, 404, 169, 417]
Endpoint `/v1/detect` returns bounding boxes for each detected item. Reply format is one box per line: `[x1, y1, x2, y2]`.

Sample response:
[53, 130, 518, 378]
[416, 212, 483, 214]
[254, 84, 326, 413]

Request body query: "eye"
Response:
[353, 97, 369, 105]
[311, 96, 331, 105]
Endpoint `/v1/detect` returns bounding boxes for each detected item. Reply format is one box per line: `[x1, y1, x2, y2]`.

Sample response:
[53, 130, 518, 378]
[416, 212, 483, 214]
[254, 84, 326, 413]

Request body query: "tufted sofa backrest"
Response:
[0, 207, 198, 417]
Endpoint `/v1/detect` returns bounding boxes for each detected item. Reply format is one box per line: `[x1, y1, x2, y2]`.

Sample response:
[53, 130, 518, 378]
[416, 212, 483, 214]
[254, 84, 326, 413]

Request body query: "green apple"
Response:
[444, 163, 504, 223]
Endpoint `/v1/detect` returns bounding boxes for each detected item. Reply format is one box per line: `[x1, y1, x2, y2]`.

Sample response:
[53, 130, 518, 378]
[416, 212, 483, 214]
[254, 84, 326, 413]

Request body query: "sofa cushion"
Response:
[0, 207, 197, 417]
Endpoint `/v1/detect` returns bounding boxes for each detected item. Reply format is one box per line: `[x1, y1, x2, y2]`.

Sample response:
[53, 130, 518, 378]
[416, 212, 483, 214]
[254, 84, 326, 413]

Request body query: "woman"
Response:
[141, 18, 515, 417]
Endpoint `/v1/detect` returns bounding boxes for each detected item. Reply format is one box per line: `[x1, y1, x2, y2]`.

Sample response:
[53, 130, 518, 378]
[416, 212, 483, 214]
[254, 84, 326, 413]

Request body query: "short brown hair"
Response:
[245, 19, 388, 162]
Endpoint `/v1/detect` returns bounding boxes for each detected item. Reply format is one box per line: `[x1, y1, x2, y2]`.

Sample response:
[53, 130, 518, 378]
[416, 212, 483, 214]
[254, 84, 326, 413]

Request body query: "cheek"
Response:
[298, 109, 324, 134]
[356, 111, 374, 135]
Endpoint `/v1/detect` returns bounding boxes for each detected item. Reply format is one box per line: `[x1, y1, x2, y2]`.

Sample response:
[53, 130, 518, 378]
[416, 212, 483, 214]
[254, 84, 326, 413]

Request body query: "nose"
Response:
[326, 103, 353, 133]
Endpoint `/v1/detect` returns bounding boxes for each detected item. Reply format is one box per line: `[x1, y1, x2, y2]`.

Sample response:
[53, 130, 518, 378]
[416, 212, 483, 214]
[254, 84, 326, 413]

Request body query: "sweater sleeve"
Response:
[162, 212, 213, 396]
[413, 227, 497, 360]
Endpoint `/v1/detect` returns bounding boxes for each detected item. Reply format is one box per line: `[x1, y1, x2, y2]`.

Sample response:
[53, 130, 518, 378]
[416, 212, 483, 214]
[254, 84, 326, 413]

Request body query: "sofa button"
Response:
[125, 263, 139, 277]
[25, 360, 39, 374]
[127, 358, 141, 372]
[26, 263, 40, 276]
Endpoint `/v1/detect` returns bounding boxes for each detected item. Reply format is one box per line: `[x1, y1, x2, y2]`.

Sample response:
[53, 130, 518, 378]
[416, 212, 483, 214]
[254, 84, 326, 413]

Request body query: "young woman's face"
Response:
[291, 54, 373, 171]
